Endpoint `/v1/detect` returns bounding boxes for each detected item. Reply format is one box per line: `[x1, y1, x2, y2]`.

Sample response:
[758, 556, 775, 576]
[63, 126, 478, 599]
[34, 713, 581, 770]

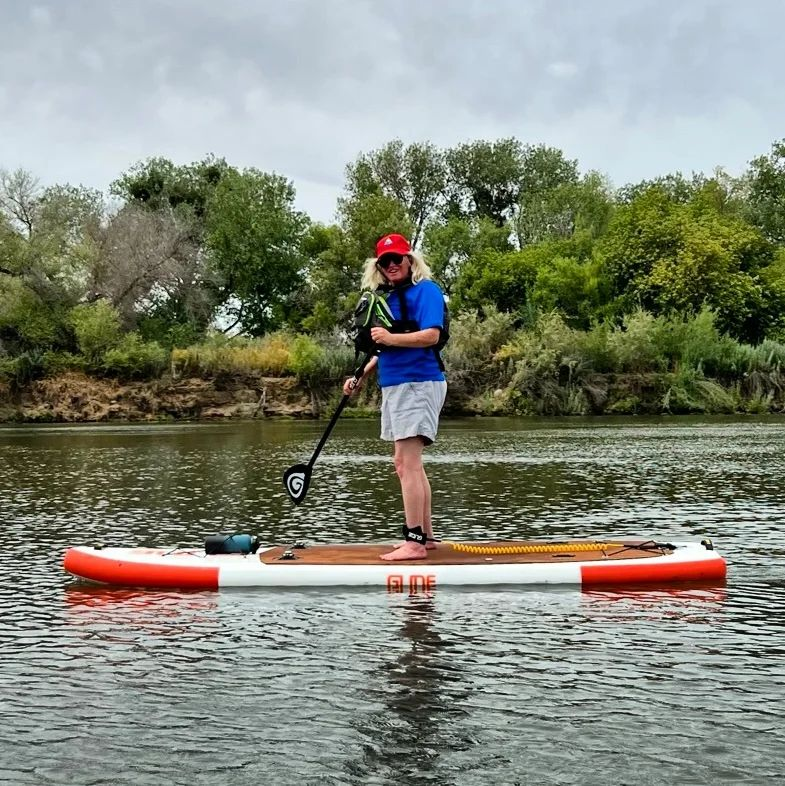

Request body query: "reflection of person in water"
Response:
[346, 597, 467, 784]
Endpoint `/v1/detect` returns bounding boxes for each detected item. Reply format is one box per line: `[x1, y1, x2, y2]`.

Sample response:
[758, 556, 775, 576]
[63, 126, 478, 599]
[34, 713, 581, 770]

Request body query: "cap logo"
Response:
[384, 238, 393, 245]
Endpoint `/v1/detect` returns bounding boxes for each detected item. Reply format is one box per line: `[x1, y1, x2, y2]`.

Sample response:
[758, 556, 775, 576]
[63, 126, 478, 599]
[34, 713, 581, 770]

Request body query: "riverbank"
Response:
[0, 372, 324, 422]
[1, 370, 783, 422]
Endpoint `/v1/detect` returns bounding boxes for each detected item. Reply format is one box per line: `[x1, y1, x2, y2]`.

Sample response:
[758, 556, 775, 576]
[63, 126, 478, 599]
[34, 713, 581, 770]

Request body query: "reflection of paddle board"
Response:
[63, 540, 726, 590]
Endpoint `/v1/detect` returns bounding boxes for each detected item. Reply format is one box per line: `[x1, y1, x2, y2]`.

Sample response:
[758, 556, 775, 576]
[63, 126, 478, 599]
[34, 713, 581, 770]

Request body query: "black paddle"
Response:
[283, 352, 373, 505]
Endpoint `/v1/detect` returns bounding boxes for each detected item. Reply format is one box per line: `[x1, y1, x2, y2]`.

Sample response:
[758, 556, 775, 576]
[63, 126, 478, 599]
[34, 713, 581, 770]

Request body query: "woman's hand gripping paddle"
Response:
[283, 353, 373, 505]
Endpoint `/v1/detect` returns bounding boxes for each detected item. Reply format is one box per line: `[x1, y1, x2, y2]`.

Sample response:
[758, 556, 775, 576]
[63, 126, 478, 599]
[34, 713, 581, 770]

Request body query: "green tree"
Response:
[573, 172, 616, 238]
[445, 138, 524, 226]
[531, 255, 613, 330]
[513, 145, 579, 246]
[616, 172, 709, 205]
[600, 186, 683, 292]
[454, 237, 595, 316]
[294, 223, 362, 333]
[0, 276, 65, 350]
[343, 140, 445, 246]
[205, 168, 309, 334]
[111, 155, 231, 219]
[757, 247, 785, 339]
[453, 246, 540, 315]
[601, 183, 775, 340]
[423, 216, 511, 295]
[0, 171, 105, 352]
[0, 168, 39, 237]
[0, 171, 103, 302]
[31, 184, 104, 305]
[742, 139, 785, 244]
[0, 212, 27, 276]
[338, 191, 413, 262]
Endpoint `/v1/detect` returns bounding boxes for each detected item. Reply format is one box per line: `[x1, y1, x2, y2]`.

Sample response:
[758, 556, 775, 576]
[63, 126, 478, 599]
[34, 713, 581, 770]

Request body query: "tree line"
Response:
[1, 137, 785, 397]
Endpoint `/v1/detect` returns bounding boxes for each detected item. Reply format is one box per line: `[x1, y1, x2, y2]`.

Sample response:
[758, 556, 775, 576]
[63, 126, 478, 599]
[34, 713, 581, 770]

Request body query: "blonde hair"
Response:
[360, 250, 433, 291]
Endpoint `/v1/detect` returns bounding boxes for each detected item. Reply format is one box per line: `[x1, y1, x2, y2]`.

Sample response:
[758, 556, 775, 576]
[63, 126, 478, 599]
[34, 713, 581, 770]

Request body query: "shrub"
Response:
[288, 335, 325, 385]
[499, 313, 594, 414]
[289, 334, 354, 389]
[575, 321, 615, 372]
[1, 351, 47, 386]
[0, 357, 14, 382]
[661, 366, 737, 413]
[661, 307, 740, 376]
[171, 333, 292, 377]
[68, 300, 122, 364]
[745, 339, 785, 373]
[442, 307, 516, 396]
[167, 331, 354, 384]
[606, 309, 668, 372]
[0, 278, 64, 350]
[0, 351, 86, 386]
[41, 351, 86, 376]
[138, 316, 205, 350]
[102, 333, 168, 379]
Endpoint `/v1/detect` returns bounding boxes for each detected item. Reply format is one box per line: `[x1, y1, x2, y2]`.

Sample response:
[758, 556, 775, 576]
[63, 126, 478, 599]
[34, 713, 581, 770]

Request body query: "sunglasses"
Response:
[377, 253, 406, 270]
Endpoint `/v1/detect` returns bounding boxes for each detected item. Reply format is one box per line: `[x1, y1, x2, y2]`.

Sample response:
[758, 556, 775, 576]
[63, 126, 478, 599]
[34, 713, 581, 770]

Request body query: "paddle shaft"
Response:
[305, 352, 373, 470]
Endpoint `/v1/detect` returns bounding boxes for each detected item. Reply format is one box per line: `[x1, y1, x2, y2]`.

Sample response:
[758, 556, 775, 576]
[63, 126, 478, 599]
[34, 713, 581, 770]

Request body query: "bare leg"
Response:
[381, 437, 432, 561]
[398, 437, 426, 525]
[422, 469, 433, 543]
[394, 438, 434, 537]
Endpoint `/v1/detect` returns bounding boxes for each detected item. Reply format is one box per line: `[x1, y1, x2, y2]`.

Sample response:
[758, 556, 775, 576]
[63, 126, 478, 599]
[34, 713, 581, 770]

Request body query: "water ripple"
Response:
[1, 418, 784, 785]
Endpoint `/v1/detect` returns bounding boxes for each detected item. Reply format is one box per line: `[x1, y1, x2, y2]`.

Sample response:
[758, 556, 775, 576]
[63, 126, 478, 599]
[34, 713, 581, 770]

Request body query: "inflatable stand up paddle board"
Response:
[63, 537, 727, 591]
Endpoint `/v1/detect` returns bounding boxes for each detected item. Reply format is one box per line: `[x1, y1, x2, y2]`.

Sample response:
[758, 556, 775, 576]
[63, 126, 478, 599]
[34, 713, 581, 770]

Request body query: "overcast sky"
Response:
[2, 0, 783, 223]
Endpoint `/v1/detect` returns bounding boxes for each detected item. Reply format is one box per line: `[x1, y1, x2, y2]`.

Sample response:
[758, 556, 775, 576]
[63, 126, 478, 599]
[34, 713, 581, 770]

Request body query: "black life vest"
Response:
[353, 281, 449, 370]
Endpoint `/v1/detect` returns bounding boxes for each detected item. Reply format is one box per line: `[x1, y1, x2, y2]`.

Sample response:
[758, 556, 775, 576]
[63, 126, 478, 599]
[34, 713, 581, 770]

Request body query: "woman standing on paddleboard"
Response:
[343, 233, 448, 562]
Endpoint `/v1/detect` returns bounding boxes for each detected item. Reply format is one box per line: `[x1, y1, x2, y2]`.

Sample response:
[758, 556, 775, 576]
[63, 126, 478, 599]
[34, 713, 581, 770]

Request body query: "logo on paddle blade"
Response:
[287, 471, 306, 498]
[283, 464, 311, 505]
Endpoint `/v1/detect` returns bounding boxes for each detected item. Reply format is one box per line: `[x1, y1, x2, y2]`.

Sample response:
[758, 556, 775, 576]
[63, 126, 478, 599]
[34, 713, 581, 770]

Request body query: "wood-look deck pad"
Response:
[259, 542, 667, 566]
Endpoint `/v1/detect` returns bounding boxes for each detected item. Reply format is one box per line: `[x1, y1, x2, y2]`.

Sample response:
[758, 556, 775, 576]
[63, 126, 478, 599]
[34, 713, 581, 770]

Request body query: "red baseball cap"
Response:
[376, 233, 411, 258]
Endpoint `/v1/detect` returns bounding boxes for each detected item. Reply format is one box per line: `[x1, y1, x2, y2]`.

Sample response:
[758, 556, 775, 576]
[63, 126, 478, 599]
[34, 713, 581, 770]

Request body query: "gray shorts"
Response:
[380, 381, 447, 444]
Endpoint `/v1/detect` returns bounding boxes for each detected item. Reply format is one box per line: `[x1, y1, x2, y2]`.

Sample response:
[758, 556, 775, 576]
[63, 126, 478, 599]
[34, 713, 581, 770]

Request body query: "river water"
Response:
[1, 416, 783, 785]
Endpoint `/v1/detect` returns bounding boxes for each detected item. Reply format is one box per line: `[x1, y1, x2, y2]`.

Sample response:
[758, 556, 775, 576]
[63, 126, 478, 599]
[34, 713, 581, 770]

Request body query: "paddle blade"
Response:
[283, 463, 311, 505]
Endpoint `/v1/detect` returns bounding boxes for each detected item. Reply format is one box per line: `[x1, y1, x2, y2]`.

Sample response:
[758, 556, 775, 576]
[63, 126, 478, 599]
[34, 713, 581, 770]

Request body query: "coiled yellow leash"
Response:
[442, 541, 625, 555]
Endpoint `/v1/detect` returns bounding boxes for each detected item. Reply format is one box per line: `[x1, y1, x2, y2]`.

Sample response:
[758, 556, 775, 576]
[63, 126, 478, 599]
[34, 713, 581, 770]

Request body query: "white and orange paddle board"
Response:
[63, 539, 727, 591]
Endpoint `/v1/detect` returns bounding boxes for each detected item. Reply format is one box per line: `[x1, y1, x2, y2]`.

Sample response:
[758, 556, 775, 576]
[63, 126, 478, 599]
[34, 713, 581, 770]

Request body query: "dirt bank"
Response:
[0, 372, 329, 422]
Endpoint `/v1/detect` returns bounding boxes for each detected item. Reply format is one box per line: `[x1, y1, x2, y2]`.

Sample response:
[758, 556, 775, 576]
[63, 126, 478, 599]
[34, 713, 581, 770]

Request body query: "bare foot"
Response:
[381, 542, 428, 561]
[396, 541, 437, 550]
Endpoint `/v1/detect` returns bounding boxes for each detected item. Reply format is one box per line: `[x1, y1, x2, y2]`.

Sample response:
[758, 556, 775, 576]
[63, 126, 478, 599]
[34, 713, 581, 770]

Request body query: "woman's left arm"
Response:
[370, 327, 440, 348]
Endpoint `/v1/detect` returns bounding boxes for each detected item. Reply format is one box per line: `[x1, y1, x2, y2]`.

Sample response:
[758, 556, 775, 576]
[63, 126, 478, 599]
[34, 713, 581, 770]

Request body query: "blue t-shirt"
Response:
[377, 279, 446, 387]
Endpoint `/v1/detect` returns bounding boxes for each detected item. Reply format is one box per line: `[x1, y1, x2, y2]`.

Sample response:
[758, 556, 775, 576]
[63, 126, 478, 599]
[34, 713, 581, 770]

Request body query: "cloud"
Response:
[547, 62, 579, 80]
[1, 0, 783, 222]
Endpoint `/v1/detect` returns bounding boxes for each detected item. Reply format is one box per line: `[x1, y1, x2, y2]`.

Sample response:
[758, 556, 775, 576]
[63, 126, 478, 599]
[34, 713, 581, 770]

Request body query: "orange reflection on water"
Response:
[580, 581, 727, 623]
[63, 585, 220, 638]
